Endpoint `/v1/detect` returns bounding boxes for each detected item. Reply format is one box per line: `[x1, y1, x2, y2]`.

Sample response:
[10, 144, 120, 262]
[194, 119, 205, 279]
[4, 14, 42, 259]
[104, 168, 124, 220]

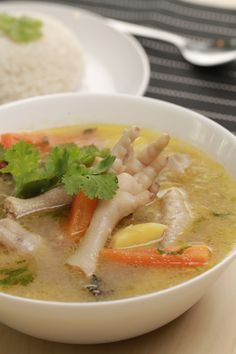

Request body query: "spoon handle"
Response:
[107, 18, 186, 48]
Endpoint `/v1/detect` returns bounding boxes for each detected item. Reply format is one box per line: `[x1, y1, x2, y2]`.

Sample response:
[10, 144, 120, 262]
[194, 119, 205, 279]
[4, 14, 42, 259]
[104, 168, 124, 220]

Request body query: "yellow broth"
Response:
[0, 124, 236, 302]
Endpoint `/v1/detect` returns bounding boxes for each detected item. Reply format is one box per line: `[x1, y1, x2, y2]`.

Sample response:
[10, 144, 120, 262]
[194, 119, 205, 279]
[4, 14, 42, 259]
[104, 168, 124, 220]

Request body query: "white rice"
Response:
[0, 11, 84, 104]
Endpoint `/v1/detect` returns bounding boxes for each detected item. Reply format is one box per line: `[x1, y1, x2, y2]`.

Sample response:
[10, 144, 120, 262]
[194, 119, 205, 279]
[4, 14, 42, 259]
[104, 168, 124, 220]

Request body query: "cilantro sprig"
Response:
[0, 266, 34, 286]
[0, 141, 118, 200]
[157, 245, 190, 255]
[0, 13, 43, 43]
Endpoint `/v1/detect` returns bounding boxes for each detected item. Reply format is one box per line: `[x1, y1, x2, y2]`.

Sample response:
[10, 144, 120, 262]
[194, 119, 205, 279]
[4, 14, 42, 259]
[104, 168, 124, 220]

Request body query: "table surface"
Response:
[1, 1, 236, 353]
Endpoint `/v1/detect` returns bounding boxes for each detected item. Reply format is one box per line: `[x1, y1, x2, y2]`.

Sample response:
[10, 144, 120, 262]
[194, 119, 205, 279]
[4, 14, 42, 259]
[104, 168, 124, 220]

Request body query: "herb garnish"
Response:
[0, 266, 34, 286]
[0, 144, 5, 161]
[158, 248, 179, 255]
[0, 141, 118, 200]
[195, 267, 204, 272]
[16, 259, 27, 264]
[212, 211, 232, 217]
[0, 13, 42, 43]
[157, 245, 190, 256]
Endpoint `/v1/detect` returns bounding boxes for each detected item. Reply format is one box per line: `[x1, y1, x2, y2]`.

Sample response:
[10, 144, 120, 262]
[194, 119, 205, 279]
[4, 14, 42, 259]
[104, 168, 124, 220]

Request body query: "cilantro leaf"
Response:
[44, 144, 80, 178]
[0, 144, 5, 161]
[1, 140, 118, 200]
[89, 155, 116, 175]
[157, 245, 191, 255]
[63, 172, 118, 199]
[44, 144, 108, 176]
[77, 145, 110, 165]
[0, 14, 43, 43]
[0, 266, 34, 286]
[61, 146, 118, 199]
[2, 141, 40, 175]
[19, 177, 58, 198]
[212, 211, 232, 217]
[2, 141, 40, 195]
[0, 140, 57, 197]
[77, 145, 99, 165]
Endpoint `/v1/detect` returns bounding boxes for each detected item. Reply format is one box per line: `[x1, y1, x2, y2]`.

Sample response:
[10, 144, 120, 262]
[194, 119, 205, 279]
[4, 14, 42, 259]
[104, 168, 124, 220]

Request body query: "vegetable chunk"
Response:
[66, 192, 98, 242]
[112, 223, 167, 249]
[102, 245, 210, 267]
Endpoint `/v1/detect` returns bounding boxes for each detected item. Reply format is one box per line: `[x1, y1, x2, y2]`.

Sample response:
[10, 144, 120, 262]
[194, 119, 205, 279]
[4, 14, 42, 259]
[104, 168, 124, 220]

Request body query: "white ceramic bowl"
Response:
[0, 94, 235, 344]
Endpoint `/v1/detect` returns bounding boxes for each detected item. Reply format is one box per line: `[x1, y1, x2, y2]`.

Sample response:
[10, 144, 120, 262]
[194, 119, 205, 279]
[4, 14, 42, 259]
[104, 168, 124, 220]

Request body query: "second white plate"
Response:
[0, 1, 150, 96]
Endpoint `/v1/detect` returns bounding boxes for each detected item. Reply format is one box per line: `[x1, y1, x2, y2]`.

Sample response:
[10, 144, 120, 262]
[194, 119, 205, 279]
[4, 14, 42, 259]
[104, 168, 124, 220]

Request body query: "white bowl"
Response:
[0, 93, 235, 344]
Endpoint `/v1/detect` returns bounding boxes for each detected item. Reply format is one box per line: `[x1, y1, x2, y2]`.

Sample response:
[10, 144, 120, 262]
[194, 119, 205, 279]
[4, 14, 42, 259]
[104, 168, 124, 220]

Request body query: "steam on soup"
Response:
[0, 124, 235, 302]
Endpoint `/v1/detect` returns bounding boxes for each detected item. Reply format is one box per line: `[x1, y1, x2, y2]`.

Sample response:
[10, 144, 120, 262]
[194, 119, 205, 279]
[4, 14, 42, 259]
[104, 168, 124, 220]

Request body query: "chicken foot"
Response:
[66, 127, 169, 276]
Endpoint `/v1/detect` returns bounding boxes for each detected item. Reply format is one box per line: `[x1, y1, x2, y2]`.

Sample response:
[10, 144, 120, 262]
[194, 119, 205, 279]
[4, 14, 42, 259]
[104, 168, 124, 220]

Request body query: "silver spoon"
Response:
[107, 18, 236, 67]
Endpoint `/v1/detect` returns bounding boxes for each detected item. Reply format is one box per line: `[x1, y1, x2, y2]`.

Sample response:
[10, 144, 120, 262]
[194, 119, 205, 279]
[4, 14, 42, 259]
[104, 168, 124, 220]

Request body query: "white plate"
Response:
[0, 1, 150, 96]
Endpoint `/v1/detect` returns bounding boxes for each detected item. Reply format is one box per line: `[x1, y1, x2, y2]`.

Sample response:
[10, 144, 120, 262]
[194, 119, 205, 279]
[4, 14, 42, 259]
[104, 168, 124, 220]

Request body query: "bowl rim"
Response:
[0, 92, 235, 308]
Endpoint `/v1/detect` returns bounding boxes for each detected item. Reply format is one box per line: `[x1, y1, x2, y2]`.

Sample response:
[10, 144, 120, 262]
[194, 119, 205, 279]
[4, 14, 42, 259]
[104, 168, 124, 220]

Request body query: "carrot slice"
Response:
[101, 245, 210, 267]
[66, 192, 98, 243]
[0, 133, 50, 152]
[182, 245, 211, 263]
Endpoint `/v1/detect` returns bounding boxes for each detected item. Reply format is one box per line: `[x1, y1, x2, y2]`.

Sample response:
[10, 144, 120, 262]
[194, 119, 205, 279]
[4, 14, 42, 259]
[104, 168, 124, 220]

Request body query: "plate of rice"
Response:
[0, 1, 150, 104]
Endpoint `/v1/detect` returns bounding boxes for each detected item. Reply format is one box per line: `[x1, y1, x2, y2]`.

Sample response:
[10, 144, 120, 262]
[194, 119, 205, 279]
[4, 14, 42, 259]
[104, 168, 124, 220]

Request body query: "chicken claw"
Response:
[67, 127, 170, 277]
[160, 188, 192, 247]
[111, 126, 140, 174]
[0, 218, 41, 253]
[127, 133, 170, 174]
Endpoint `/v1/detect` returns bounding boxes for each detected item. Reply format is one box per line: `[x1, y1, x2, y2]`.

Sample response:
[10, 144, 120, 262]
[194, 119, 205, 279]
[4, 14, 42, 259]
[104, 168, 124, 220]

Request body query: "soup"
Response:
[0, 124, 236, 302]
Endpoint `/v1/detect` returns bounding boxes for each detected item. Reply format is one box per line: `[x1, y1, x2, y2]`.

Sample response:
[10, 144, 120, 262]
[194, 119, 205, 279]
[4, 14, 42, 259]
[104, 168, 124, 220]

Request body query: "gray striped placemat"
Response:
[39, 0, 236, 133]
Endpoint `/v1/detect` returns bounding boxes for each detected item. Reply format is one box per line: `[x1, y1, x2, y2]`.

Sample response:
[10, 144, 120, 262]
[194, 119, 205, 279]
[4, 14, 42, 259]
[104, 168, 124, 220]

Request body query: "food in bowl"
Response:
[0, 123, 235, 302]
[0, 12, 84, 104]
